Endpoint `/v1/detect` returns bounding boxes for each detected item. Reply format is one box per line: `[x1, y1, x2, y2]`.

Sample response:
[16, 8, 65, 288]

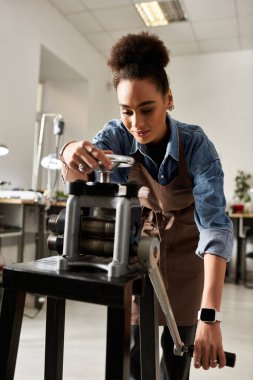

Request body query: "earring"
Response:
[169, 105, 174, 111]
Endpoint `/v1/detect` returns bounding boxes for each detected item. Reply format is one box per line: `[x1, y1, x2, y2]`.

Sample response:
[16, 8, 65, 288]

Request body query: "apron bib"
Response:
[129, 133, 204, 326]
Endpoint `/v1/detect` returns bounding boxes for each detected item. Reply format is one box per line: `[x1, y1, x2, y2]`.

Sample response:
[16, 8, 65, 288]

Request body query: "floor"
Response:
[1, 282, 253, 380]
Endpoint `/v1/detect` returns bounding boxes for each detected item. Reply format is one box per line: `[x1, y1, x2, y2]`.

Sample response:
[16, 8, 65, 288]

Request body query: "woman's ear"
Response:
[167, 88, 174, 111]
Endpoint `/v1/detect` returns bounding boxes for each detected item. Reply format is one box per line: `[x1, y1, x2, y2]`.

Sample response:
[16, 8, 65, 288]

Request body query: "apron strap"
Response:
[178, 131, 187, 176]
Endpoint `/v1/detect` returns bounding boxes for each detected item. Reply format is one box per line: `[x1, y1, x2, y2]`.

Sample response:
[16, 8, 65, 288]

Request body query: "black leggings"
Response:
[130, 325, 196, 380]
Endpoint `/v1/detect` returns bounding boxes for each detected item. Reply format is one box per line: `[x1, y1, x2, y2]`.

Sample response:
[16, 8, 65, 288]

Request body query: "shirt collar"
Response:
[129, 115, 179, 161]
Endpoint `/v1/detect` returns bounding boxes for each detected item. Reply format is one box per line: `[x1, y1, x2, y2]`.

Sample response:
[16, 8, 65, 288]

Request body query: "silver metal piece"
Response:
[118, 185, 127, 196]
[99, 171, 111, 183]
[60, 153, 138, 275]
[108, 196, 136, 277]
[57, 254, 111, 271]
[137, 237, 184, 357]
[106, 154, 135, 168]
[62, 193, 140, 277]
[96, 154, 135, 183]
[80, 218, 115, 238]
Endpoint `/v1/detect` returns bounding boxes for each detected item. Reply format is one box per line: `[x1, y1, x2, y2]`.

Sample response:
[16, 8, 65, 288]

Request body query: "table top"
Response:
[2, 256, 144, 307]
[229, 213, 253, 218]
[0, 198, 66, 206]
[0, 198, 39, 205]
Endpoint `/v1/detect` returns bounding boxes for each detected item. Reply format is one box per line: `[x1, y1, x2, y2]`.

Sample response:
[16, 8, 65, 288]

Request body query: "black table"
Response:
[0, 256, 159, 380]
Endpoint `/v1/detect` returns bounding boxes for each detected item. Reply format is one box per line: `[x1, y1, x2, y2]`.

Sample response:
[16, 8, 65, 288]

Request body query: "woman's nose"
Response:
[132, 113, 144, 128]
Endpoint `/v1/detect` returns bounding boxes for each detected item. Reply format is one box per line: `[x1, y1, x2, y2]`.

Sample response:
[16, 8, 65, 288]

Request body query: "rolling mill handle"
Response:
[137, 237, 236, 368]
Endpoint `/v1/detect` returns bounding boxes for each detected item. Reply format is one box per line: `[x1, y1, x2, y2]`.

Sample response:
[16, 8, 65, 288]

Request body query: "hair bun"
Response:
[108, 32, 170, 71]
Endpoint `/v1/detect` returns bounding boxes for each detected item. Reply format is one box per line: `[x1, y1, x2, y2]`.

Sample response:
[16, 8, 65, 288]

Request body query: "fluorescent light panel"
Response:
[135, 1, 186, 27]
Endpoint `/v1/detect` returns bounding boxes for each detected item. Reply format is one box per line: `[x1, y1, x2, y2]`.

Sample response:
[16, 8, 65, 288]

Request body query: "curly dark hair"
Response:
[107, 32, 170, 95]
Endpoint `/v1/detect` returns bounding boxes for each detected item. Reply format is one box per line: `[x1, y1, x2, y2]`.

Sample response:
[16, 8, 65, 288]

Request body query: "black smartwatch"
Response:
[197, 308, 221, 323]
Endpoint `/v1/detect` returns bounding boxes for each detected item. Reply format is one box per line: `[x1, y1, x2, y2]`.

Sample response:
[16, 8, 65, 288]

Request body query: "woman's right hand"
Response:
[60, 140, 113, 182]
[61, 140, 113, 175]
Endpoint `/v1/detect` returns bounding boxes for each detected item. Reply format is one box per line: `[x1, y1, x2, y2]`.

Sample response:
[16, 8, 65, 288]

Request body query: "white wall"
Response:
[0, 0, 253, 204]
[0, 0, 115, 190]
[169, 50, 253, 203]
[37, 79, 88, 191]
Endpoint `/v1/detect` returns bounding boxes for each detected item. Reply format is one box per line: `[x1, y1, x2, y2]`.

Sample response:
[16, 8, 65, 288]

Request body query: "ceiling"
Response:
[47, 0, 253, 61]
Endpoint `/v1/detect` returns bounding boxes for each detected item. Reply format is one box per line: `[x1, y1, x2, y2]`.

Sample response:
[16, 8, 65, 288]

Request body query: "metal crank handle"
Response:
[137, 237, 184, 356]
[148, 266, 184, 356]
[185, 345, 236, 368]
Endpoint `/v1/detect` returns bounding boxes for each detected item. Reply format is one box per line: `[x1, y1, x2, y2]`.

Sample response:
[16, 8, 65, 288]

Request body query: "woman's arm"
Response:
[190, 147, 232, 369]
[193, 253, 227, 369]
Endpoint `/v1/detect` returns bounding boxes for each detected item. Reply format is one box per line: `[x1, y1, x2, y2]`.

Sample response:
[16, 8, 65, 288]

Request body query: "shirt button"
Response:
[160, 175, 164, 179]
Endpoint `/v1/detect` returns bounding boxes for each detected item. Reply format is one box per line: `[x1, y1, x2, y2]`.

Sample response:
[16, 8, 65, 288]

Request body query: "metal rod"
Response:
[148, 266, 184, 356]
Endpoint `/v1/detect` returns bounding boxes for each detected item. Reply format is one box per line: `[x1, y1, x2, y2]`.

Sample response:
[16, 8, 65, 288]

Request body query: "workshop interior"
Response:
[0, 1, 253, 379]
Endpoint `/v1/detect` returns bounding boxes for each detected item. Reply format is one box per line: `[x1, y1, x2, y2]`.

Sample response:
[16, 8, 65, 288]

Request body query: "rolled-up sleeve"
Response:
[193, 160, 234, 262]
[196, 228, 233, 262]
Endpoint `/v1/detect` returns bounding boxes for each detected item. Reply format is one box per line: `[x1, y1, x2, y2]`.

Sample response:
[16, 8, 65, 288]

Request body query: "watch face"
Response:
[200, 308, 216, 322]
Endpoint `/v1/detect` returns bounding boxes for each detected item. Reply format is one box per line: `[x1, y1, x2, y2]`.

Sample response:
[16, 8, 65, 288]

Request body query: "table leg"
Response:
[17, 204, 25, 263]
[139, 275, 160, 380]
[36, 204, 45, 260]
[0, 288, 26, 380]
[44, 296, 66, 380]
[235, 217, 246, 284]
[236, 237, 242, 284]
[105, 284, 132, 380]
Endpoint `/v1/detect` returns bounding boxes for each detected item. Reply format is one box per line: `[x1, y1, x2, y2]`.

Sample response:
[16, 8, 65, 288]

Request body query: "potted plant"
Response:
[233, 170, 252, 212]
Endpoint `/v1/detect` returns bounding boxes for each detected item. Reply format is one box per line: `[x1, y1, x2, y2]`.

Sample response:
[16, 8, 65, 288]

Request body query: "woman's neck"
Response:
[147, 126, 170, 167]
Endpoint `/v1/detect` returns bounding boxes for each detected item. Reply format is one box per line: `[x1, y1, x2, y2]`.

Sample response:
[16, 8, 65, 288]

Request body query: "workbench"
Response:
[0, 198, 66, 263]
[0, 256, 159, 380]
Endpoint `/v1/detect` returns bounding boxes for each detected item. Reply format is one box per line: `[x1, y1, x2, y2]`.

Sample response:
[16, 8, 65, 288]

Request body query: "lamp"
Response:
[0, 144, 9, 156]
[41, 154, 62, 171]
[41, 153, 62, 200]
[0, 144, 10, 187]
[32, 113, 64, 191]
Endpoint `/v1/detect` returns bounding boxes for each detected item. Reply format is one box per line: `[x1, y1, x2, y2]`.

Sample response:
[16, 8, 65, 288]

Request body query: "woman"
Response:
[60, 32, 233, 380]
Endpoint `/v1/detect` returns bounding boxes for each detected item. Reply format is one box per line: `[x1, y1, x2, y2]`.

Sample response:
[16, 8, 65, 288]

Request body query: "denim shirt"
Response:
[93, 115, 233, 262]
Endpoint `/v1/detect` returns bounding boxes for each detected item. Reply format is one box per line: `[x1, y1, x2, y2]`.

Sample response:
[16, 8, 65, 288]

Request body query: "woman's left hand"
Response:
[193, 321, 226, 369]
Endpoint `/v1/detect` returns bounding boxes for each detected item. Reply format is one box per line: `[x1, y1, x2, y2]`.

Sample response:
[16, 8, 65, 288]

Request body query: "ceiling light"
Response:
[135, 1, 186, 27]
[0, 144, 9, 156]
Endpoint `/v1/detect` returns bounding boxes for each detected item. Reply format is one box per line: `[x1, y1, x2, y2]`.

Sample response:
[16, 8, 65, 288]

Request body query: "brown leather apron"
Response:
[129, 133, 204, 326]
